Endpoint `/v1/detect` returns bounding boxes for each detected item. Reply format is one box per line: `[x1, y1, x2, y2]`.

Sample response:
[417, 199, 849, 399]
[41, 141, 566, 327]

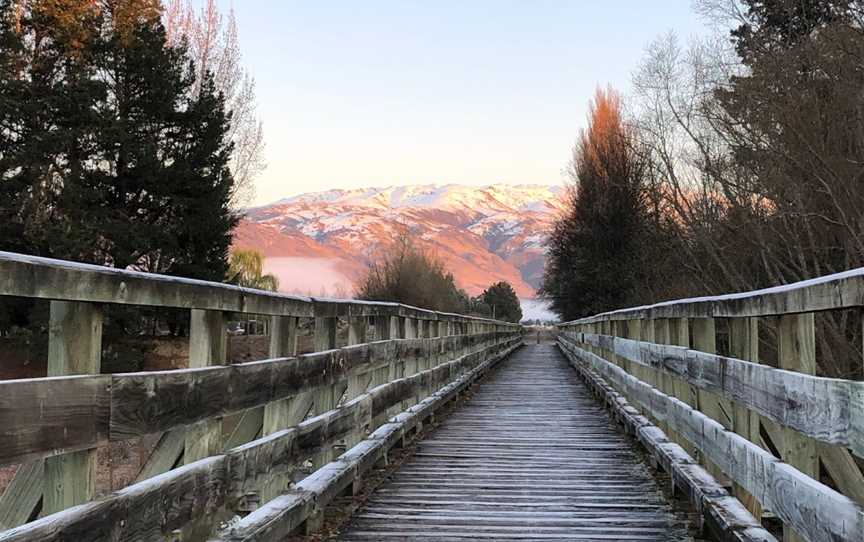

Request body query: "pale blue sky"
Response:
[225, 1, 710, 205]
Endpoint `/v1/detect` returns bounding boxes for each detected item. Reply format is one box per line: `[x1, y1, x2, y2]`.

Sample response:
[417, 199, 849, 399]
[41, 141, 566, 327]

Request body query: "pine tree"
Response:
[0, 0, 102, 257]
[0, 1, 237, 280]
[61, 9, 237, 279]
[0, 1, 237, 335]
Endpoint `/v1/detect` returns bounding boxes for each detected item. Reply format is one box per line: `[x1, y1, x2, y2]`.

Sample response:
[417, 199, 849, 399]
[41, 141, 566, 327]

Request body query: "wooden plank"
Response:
[259, 316, 300, 503]
[566, 345, 775, 542]
[0, 334, 508, 469]
[0, 376, 110, 467]
[346, 317, 371, 448]
[182, 309, 230, 540]
[339, 345, 697, 542]
[186, 309, 227, 464]
[44, 300, 103, 516]
[263, 316, 299, 436]
[0, 251, 314, 317]
[214, 337, 522, 542]
[559, 263, 864, 322]
[110, 338, 446, 441]
[561, 339, 864, 542]
[776, 313, 817, 542]
[578, 331, 864, 460]
[728, 316, 763, 518]
[312, 316, 339, 466]
[0, 457, 227, 542]
[135, 429, 186, 482]
[818, 443, 864, 507]
[0, 336, 526, 542]
[0, 462, 42, 530]
[0, 252, 521, 325]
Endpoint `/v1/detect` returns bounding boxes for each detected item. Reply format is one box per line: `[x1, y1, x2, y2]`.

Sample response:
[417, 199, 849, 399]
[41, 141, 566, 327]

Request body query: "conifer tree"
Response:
[0, 1, 237, 281]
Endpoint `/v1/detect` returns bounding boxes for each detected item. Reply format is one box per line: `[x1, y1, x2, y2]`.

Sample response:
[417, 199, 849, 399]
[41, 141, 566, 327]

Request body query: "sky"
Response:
[223, 1, 711, 205]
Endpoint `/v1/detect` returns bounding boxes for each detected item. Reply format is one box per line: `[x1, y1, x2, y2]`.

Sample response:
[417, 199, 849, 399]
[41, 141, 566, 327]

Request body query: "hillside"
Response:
[233, 184, 565, 297]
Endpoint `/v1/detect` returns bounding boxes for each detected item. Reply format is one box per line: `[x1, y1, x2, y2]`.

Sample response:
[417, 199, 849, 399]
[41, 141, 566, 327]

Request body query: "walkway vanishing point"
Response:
[338, 344, 693, 541]
[1, 250, 864, 542]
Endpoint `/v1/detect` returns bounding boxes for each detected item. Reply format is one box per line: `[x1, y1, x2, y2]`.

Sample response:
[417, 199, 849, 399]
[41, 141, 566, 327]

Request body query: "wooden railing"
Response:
[0, 251, 523, 541]
[556, 270, 864, 542]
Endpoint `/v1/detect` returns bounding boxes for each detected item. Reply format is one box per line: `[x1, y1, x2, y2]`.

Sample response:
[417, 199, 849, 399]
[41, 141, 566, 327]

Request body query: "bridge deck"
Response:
[338, 344, 693, 541]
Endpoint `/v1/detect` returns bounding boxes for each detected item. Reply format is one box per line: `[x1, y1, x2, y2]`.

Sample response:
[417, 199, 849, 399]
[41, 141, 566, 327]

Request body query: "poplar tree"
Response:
[541, 88, 653, 320]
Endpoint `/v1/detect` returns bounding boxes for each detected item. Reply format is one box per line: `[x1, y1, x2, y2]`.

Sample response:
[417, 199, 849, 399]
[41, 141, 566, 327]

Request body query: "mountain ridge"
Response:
[234, 183, 564, 297]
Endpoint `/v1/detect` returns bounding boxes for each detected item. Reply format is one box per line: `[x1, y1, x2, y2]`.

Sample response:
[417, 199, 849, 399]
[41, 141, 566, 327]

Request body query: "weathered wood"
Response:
[560, 337, 864, 542]
[0, 251, 314, 317]
[213, 338, 521, 542]
[0, 457, 227, 542]
[565, 344, 775, 542]
[574, 330, 864, 461]
[776, 314, 817, 542]
[186, 309, 228, 464]
[44, 301, 103, 516]
[0, 462, 42, 530]
[263, 315, 299, 436]
[311, 317, 339, 467]
[135, 429, 186, 481]
[560, 263, 864, 322]
[339, 345, 700, 542]
[728, 316, 763, 518]
[0, 333, 522, 542]
[345, 317, 371, 448]
[817, 443, 864, 506]
[82, 335, 493, 446]
[0, 376, 110, 467]
[0, 253, 518, 330]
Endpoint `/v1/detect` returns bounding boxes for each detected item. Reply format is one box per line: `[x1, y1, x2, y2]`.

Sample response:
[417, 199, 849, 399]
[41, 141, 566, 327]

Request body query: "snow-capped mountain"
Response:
[233, 184, 566, 297]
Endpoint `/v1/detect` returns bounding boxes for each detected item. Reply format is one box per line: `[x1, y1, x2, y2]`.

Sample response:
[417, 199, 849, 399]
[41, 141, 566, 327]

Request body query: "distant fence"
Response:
[0, 251, 523, 541]
[556, 268, 864, 542]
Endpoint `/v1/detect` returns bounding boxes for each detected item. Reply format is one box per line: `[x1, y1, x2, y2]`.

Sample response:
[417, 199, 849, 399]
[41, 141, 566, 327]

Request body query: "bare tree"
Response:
[630, 31, 763, 295]
[163, 0, 265, 208]
[630, 6, 864, 377]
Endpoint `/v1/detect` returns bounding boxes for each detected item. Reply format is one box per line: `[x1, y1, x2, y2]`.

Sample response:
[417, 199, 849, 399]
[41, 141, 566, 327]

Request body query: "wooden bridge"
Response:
[0, 251, 863, 541]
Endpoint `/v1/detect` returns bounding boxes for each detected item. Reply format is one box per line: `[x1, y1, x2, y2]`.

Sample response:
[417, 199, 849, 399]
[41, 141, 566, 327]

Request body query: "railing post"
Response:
[371, 316, 392, 428]
[653, 319, 671, 394]
[185, 309, 228, 464]
[263, 315, 299, 435]
[640, 319, 656, 391]
[652, 319, 673, 436]
[43, 300, 102, 515]
[671, 318, 696, 457]
[388, 316, 405, 416]
[728, 316, 762, 518]
[390, 315, 403, 340]
[313, 315, 339, 465]
[626, 319, 642, 385]
[345, 315, 370, 447]
[777, 313, 817, 542]
[403, 318, 420, 407]
[258, 315, 301, 502]
[691, 316, 732, 485]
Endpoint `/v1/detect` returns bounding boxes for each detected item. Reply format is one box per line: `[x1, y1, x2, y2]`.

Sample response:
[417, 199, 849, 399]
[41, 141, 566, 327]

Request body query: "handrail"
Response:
[559, 265, 864, 322]
[0, 250, 524, 539]
[554, 268, 864, 542]
[0, 250, 518, 325]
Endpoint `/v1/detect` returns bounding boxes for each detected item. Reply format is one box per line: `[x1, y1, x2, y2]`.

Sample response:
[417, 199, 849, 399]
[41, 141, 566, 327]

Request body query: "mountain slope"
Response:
[233, 184, 564, 297]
